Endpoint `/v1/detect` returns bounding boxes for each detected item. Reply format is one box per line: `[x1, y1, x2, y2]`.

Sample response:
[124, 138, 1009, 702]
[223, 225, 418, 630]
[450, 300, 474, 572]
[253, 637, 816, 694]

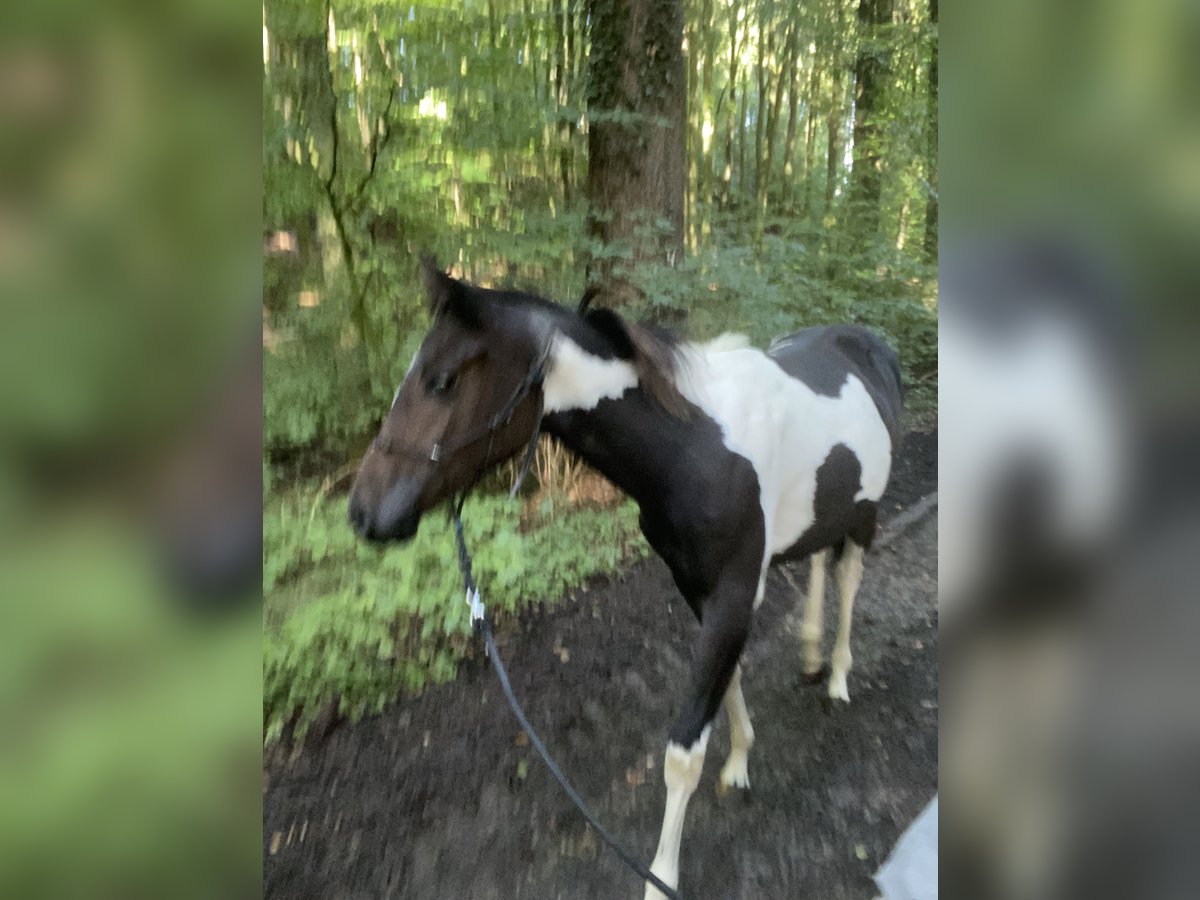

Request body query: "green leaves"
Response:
[263, 484, 647, 744]
[622, 216, 936, 389]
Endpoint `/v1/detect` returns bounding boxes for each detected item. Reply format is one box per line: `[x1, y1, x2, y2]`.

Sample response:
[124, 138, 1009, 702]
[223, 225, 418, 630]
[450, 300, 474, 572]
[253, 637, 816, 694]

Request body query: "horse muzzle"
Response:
[349, 477, 423, 543]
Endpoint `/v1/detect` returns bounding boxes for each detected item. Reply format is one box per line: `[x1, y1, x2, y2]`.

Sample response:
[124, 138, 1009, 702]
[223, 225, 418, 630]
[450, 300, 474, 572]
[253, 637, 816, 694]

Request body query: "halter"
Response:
[374, 339, 551, 497]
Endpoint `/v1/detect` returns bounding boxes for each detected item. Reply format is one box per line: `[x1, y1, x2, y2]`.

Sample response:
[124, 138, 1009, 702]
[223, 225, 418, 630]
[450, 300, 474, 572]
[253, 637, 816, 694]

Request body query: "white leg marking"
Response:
[801, 550, 828, 676]
[719, 667, 754, 791]
[646, 727, 710, 900]
[829, 543, 864, 703]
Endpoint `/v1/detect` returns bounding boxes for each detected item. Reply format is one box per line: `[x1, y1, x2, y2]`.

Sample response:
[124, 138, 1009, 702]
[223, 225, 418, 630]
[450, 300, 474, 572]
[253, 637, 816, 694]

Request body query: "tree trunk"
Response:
[800, 54, 820, 218]
[846, 0, 893, 242]
[488, 0, 501, 119]
[555, 0, 574, 205]
[762, 18, 796, 219]
[720, 0, 740, 209]
[781, 41, 805, 211]
[922, 0, 938, 262]
[822, 62, 842, 226]
[685, 17, 698, 250]
[698, 0, 715, 241]
[753, 14, 770, 207]
[737, 77, 749, 197]
[523, 0, 540, 106]
[586, 0, 686, 305]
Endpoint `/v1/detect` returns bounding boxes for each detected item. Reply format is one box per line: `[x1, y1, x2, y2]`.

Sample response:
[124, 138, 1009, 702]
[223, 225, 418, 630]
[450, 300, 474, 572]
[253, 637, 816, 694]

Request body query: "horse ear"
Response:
[419, 255, 452, 312]
[419, 255, 485, 327]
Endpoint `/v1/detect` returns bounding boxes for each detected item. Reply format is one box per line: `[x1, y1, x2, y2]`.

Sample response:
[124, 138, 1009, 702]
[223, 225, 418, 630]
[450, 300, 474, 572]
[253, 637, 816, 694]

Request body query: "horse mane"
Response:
[582, 307, 691, 420]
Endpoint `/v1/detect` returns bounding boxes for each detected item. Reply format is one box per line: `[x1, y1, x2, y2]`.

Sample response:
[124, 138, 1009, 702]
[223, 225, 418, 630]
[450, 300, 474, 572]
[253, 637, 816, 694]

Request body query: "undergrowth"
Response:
[263, 486, 648, 745]
[625, 223, 938, 393]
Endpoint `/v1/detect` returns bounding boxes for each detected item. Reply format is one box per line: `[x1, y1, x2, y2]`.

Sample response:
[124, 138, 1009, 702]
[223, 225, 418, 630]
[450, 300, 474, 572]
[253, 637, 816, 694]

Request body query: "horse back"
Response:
[768, 325, 903, 447]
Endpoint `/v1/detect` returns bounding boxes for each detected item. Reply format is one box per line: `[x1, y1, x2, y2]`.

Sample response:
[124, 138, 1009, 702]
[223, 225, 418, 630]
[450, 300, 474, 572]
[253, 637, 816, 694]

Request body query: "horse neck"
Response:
[543, 390, 689, 507]
[537, 318, 692, 507]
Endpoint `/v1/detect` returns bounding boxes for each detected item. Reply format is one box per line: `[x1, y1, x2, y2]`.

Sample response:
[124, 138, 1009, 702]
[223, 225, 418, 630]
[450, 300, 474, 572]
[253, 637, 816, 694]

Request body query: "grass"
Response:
[263, 481, 649, 745]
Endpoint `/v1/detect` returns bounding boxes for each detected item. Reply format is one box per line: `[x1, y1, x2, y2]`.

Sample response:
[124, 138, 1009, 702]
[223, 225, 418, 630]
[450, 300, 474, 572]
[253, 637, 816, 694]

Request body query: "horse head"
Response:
[348, 259, 547, 543]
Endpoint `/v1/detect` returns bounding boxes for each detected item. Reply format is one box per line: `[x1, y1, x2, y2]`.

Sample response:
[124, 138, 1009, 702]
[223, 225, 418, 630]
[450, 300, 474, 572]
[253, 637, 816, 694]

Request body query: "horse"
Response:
[348, 259, 903, 898]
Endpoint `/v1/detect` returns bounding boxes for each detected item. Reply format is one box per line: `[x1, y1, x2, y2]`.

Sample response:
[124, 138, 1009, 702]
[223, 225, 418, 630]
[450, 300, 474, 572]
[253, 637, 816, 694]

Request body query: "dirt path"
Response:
[264, 431, 937, 900]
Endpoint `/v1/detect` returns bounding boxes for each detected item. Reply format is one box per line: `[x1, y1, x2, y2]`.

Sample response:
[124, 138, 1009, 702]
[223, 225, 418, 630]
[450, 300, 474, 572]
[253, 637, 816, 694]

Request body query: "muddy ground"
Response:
[264, 431, 937, 900]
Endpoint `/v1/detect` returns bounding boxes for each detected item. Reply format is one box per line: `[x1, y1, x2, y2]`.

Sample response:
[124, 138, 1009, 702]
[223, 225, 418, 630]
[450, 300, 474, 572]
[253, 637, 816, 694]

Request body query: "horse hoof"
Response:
[827, 676, 850, 703]
[717, 767, 751, 796]
[802, 663, 829, 685]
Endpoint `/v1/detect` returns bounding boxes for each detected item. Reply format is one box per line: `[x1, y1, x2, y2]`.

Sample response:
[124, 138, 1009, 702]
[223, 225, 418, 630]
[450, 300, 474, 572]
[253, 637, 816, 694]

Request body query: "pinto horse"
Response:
[348, 260, 903, 898]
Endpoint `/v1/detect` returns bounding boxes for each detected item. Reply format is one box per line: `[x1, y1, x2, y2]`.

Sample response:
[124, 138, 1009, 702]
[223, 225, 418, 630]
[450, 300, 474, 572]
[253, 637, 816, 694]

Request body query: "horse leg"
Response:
[828, 541, 865, 702]
[718, 664, 754, 792]
[801, 549, 828, 679]
[646, 580, 755, 900]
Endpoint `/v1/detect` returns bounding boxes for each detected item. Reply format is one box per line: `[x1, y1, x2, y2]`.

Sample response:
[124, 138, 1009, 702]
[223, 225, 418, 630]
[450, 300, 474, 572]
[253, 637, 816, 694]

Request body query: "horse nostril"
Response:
[348, 496, 371, 538]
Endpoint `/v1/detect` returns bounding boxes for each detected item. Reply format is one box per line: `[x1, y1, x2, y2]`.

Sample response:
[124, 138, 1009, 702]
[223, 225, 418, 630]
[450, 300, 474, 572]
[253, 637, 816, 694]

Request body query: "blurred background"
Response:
[3, 0, 1198, 895]
[941, 0, 1200, 898]
[0, 1, 262, 897]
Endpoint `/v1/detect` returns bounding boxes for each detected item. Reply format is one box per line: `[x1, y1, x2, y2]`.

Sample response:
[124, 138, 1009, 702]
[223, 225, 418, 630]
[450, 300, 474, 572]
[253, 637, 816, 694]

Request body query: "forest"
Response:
[262, 0, 939, 740]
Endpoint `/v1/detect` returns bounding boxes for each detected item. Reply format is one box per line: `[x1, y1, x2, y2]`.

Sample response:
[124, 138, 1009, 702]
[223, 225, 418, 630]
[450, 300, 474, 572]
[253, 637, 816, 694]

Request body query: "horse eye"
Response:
[427, 371, 457, 397]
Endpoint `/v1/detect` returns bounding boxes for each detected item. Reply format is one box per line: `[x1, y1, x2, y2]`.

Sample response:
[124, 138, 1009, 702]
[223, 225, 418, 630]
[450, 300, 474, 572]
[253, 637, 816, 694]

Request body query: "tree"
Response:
[263, 0, 938, 470]
[585, 0, 686, 305]
[846, 0, 894, 241]
[922, 0, 938, 261]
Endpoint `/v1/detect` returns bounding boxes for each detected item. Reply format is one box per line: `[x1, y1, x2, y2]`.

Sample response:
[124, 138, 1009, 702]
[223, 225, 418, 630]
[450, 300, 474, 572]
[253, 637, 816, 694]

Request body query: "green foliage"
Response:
[263, 488, 648, 744]
[624, 216, 937, 388]
[262, 0, 939, 469]
[264, 317, 386, 460]
[263, 0, 595, 468]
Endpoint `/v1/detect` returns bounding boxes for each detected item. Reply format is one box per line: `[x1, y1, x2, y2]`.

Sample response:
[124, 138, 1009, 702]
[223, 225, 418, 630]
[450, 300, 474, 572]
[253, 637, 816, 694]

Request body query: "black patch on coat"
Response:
[769, 324, 904, 447]
[774, 444, 879, 562]
[546, 391, 763, 607]
[545, 388, 765, 749]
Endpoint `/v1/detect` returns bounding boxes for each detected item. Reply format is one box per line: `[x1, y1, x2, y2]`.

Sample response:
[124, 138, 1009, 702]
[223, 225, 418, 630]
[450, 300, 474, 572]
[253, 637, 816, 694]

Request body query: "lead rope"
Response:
[451, 495, 684, 900]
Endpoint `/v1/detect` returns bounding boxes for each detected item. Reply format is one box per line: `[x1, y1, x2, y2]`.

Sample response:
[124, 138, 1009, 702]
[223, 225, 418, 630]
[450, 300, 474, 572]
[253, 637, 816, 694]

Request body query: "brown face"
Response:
[347, 272, 543, 544]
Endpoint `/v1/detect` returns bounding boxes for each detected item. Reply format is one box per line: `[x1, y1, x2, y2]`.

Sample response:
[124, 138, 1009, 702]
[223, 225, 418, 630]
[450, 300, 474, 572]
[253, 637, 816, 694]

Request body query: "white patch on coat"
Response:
[542, 332, 638, 413]
[677, 342, 893, 576]
[647, 726, 711, 900]
[829, 542, 864, 702]
[801, 549, 829, 676]
[719, 668, 754, 791]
